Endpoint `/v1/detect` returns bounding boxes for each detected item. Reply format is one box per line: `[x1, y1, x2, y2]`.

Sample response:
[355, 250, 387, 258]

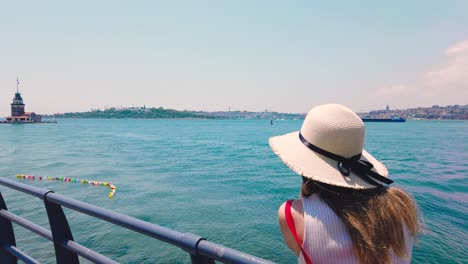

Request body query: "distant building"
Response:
[5, 79, 42, 123]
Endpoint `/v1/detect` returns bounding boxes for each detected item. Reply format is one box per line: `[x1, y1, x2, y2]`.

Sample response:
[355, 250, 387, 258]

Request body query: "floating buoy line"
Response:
[16, 174, 116, 199]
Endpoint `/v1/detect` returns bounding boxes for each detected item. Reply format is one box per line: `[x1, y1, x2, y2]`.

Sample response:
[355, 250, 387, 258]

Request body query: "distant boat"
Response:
[361, 116, 406, 122]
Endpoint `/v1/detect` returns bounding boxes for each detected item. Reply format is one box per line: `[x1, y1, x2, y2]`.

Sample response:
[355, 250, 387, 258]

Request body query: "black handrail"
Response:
[0, 177, 275, 264]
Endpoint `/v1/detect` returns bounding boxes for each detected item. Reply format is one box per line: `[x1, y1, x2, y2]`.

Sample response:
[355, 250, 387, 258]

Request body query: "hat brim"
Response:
[270, 131, 389, 189]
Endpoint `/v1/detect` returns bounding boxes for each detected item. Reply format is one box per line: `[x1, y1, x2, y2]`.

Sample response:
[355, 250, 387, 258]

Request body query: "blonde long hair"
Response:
[301, 178, 420, 264]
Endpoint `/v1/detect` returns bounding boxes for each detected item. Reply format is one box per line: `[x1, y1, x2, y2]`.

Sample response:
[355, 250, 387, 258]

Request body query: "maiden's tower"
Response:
[5, 78, 42, 123]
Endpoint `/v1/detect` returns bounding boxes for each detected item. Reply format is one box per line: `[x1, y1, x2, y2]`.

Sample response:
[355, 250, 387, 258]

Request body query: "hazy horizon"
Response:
[14, 102, 467, 116]
[1, 1, 468, 116]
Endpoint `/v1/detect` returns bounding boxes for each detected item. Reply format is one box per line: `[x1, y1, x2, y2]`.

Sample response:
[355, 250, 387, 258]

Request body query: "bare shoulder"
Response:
[278, 199, 303, 256]
[278, 199, 303, 218]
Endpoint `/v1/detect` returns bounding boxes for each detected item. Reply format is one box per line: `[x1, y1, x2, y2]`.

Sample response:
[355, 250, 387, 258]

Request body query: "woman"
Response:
[270, 104, 420, 264]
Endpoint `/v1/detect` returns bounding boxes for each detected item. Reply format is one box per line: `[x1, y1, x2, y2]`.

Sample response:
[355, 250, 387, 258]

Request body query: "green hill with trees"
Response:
[55, 107, 215, 119]
[52, 106, 306, 120]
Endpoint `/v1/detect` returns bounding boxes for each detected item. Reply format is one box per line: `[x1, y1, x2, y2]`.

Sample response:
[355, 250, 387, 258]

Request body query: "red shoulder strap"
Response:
[285, 200, 313, 264]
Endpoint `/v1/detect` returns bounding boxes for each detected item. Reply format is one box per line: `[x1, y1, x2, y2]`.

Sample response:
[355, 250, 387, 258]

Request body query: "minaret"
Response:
[11, 78, 25, 116]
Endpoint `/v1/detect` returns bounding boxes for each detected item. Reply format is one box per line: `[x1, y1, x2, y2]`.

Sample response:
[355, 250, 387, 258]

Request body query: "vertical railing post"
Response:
[190, 253, 215, 264]
[0, 192, 17, 264]
[189, 238, 215, 264]
[43, 191, 79, 264]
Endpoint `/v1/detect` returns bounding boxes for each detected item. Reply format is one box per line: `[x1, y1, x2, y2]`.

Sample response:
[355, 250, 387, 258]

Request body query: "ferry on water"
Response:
[361, 116, 406, 122]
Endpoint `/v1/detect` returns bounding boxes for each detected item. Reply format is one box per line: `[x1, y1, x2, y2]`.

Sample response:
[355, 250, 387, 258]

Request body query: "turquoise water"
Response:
[0, 119, 466, 263]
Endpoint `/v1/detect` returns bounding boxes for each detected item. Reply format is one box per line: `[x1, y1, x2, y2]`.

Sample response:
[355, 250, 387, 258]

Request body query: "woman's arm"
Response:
[278, 199, 304, 256]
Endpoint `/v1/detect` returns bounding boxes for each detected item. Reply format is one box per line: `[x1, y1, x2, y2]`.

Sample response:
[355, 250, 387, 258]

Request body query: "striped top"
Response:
[299, 194, 413, 264]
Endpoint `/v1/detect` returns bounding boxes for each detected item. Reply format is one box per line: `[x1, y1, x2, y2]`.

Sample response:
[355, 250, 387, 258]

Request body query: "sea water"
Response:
[0, 119, 466, 263]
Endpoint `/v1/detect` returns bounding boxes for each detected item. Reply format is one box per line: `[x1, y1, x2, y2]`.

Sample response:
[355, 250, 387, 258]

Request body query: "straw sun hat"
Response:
[269, 104, 393, 189]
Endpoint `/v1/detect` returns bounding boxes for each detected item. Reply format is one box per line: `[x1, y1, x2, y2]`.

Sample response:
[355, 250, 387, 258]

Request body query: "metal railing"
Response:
[0, 177, 275, 264]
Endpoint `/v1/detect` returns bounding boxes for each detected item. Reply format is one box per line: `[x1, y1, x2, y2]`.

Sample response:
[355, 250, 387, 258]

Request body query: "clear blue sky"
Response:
[1, 0, 467, 115]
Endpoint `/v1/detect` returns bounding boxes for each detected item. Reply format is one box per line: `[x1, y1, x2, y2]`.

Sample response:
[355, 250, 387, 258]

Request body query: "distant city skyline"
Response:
[1, 1, 468, 116]
[50, 102, 468, 115]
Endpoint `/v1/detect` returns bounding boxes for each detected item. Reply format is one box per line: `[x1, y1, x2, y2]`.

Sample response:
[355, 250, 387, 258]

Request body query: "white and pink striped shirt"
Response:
[299, 194, 413, 264]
